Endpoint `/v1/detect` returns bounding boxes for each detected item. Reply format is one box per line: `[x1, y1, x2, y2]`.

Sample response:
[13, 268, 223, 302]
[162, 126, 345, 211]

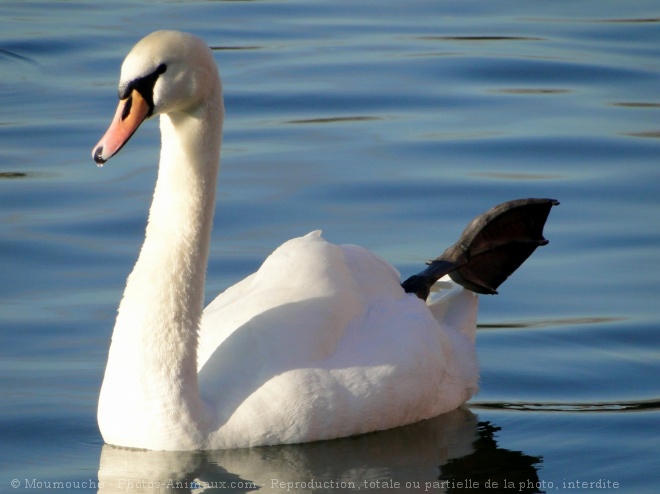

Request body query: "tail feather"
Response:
[401, 198, 558, 300]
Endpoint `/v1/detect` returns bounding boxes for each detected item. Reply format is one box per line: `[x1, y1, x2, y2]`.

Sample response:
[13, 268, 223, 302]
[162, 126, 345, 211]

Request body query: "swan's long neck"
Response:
[98, 86, 223, 450]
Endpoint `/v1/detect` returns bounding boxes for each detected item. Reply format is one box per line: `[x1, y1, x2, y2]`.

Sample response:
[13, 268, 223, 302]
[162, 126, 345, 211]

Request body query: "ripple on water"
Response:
[471, 399, 660, 413]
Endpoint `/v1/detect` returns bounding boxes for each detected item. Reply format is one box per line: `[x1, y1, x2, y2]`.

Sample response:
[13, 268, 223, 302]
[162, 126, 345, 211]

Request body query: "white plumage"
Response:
[93, 31, 553, 451]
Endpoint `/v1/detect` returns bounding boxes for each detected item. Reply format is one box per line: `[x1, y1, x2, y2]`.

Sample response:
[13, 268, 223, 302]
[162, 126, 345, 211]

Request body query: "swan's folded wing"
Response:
[197, 232, 366, 374]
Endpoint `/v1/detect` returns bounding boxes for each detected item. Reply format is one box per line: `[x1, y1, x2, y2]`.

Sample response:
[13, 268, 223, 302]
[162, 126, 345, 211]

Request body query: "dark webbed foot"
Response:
[401, 198, 559, 300]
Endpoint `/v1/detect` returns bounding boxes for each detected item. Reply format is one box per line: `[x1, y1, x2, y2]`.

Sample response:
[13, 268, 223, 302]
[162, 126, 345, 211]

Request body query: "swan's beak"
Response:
[92, 89, 150, 166]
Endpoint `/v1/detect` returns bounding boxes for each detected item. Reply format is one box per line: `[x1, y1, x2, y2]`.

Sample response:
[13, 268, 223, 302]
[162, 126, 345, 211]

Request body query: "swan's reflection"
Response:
[438, 421, 544, 493]
[98, 408, 542, 493]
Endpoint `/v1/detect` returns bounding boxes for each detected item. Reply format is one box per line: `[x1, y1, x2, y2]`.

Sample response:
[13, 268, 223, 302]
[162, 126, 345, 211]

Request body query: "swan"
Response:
[92, 30, 557, 451]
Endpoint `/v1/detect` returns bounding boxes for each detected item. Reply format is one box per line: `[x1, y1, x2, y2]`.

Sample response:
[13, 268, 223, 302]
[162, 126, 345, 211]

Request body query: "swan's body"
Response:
[93, 31, 555, 451]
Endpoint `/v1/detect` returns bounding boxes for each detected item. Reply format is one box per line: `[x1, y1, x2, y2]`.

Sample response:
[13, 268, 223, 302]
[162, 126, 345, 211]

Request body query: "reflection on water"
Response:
[0, 172, 28, 179]
[286, 116, 382, 125]
[624, 130, 660, 139]
[472, 398, 660, 413]
[477, 316, 623, 331]
[439, 422, 543, 494]
[98, 408, 543, 493]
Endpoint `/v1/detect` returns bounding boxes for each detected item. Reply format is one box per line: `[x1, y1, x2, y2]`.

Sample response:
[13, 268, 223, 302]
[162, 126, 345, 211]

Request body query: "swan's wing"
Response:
[198, 232, 366, 370]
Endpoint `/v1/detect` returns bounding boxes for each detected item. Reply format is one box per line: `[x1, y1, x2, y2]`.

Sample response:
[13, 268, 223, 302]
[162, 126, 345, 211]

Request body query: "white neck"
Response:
[98, 87, 223, 450]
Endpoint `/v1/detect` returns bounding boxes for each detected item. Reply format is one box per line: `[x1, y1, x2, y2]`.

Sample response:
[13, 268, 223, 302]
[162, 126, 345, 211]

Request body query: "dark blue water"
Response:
[1, 1, 659, 492]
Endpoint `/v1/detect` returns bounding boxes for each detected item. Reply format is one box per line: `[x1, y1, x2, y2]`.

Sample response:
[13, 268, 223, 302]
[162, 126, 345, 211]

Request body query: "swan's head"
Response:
[92, 30, 221, 165]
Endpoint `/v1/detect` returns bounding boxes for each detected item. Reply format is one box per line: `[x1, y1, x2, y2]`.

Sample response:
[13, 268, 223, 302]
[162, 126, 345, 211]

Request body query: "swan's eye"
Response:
[118, 64, 168, 115]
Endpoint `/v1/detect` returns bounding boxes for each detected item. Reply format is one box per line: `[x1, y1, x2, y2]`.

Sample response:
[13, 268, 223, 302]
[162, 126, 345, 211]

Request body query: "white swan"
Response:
[93, 30, 556, 451]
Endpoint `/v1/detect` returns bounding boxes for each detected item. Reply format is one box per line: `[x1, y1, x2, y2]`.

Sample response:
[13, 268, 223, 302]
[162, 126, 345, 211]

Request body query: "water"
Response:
[1, 1, 659, 492]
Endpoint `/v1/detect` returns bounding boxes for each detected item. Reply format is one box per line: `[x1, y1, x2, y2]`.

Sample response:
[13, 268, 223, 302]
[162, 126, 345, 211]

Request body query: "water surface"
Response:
[1, 1, 659, 493]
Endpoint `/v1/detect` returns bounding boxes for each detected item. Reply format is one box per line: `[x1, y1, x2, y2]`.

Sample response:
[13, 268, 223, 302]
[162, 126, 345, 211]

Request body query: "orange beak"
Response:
[92, 89, 151, 165]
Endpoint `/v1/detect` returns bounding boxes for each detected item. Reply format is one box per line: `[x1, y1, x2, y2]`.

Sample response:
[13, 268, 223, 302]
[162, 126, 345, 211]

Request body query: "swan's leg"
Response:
[401, 198, 559, 300]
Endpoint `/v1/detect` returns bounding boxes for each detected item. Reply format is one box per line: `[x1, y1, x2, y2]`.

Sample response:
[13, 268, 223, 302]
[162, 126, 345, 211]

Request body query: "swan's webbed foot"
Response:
[401, 198, 559, 300]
